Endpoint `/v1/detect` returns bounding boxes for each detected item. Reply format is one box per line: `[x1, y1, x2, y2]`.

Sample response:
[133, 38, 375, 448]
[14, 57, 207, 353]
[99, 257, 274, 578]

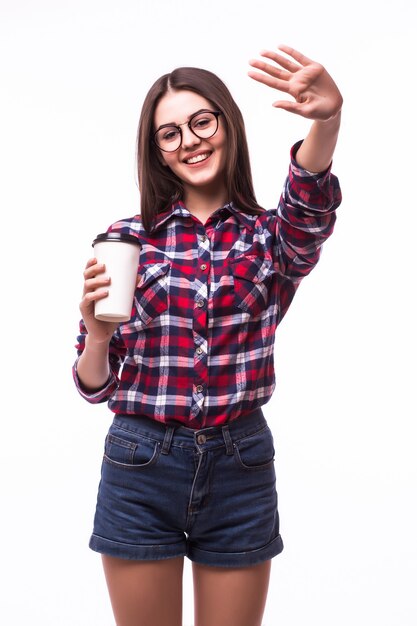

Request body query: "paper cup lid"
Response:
[92, 232, 141, 246]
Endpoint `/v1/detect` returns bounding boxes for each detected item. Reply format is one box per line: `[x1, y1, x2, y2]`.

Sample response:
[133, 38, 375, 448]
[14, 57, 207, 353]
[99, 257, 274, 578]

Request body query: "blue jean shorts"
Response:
[89, 408, 284, 567]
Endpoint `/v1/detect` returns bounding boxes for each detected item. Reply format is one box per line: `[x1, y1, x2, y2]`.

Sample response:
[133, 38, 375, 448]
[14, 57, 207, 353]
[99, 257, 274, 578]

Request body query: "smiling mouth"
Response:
[184, 152, 212, 165]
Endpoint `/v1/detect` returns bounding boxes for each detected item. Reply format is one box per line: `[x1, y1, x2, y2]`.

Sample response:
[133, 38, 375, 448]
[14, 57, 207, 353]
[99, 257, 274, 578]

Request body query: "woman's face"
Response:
[153, 90, 228, 201]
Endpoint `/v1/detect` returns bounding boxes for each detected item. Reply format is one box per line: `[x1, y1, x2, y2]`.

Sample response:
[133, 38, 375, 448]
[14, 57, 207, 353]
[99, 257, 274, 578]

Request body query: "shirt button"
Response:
[197, 434, 206, 444]
[196, 299, 205, 308]
[196, 384, 203, 393]
[201, 235, 207, 242]
[196, 347, 203, 355]
[200, 264, 207, 271]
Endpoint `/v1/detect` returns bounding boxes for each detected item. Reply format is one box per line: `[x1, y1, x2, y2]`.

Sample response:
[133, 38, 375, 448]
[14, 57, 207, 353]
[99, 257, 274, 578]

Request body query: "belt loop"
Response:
[222, 425, 234, 455]
[161, 426, 175, 455]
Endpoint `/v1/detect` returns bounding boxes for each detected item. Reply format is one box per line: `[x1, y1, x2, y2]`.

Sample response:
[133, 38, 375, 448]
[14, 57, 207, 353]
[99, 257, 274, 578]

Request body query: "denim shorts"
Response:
[89, 408, 284, 567]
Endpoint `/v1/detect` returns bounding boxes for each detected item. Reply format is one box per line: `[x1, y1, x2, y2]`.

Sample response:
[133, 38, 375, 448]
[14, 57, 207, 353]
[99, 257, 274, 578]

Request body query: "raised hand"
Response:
[248, 44, 343, 122]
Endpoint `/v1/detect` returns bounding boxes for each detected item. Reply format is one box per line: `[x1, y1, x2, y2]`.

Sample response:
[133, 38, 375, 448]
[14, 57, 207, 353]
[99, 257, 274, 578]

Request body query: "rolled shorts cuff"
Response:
[89, 534, 186, 561]
[187, 534, 284, 568]
[89, 533, 284, 567]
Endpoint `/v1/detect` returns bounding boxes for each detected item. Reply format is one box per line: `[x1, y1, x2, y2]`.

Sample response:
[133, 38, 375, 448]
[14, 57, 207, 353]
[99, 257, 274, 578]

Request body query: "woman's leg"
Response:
[192, 559, 272, 626]
[102, 555, 184, 626]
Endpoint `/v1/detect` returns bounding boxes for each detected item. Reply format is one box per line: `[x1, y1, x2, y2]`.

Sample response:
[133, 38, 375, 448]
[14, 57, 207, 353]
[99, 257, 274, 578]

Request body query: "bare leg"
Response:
[102, 555, 184, 626]
[192, 559, 271, 626]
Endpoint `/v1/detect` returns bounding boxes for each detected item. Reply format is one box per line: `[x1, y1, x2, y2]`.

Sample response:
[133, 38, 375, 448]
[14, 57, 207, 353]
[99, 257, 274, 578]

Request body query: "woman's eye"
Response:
[163, 129, 180, 142]
[192, 117, 211, 129]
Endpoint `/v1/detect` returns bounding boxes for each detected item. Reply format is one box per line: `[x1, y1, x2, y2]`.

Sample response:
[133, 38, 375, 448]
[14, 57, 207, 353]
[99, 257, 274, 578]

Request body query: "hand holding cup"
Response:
[79, 258, 119, 343]
[79, 231, 141, 344]
[92, 232, 141, 322]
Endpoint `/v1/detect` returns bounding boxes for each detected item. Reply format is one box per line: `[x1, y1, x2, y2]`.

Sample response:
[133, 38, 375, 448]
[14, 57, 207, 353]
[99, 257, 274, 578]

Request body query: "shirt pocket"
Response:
[229, 254, 276, 318]
[120, 260, 171, 334]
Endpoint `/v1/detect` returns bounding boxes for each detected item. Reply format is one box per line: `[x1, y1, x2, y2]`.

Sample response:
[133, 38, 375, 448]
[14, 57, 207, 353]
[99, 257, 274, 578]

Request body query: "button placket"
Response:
[191, 226, 211, 423]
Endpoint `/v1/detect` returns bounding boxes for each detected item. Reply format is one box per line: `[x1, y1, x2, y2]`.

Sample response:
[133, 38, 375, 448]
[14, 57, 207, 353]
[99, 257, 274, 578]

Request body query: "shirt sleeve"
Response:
[274, 139, 342, 282]
[72, 319, 126, 404]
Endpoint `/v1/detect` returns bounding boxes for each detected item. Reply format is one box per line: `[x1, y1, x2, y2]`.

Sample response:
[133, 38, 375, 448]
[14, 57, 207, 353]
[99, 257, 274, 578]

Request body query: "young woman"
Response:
[73, 45, 342, 626]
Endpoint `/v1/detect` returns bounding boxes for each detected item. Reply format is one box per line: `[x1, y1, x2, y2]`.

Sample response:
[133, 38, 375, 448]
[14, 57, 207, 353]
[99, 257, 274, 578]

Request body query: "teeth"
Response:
[186, 153, 210, 164]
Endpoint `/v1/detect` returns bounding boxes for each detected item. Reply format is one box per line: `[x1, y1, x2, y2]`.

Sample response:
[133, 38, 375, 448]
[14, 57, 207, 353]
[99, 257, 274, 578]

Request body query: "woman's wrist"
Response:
[77, 337, 111, 392]
[295, 110, 342, 173]
[315, 109, 342, 131]
[85, 332, 113, 351]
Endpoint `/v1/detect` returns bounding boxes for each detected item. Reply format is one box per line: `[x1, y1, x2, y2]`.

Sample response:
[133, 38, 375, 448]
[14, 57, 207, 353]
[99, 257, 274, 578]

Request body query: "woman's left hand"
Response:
[248, 45, 343, 122]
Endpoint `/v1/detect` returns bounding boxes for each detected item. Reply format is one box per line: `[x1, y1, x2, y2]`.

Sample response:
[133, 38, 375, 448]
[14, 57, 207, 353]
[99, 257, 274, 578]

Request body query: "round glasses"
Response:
[153, 109, 222, 153]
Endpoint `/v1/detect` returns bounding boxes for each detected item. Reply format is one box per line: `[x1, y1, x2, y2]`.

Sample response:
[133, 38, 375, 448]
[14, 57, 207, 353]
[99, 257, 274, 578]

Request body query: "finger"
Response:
[272, 99, 301, 112]
[248, 58, 290, 81]
[272, 99, 315, 119]
[277, 44, 314, 67]
[248, 69, 290, 94]
[84, 257, 98, 269]
[85, 274, 110, 288]
[258, 49, 300, 74]
[83, 275, 110, 296]
[82, 287, 110, 304]
[83, 262, 106, 280]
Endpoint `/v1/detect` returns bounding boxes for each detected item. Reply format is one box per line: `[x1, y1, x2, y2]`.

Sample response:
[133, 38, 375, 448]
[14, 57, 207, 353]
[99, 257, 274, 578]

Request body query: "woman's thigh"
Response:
[102, 555, 184, 626]
[192, 559, 272, 626]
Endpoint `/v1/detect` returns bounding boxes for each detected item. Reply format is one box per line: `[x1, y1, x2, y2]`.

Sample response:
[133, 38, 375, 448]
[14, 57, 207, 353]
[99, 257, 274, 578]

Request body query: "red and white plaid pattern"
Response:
[73, 142, 341, 427]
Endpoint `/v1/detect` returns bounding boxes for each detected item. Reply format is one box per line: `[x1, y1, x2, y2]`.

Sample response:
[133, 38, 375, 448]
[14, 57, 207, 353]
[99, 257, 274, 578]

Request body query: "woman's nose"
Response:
[181, 126, 201, 149]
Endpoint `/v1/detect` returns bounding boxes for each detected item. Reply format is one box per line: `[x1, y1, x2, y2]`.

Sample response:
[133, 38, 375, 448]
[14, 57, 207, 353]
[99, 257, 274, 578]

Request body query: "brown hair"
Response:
[137, 67, 264, 232]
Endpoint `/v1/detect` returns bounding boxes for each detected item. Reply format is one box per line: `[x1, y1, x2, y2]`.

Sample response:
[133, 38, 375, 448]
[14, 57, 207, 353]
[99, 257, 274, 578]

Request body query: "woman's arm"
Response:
[76, 257, 119, 391]
[295, 112, 341, 173]
[76, 334, 112, 392]
[248, 44, 343, 172]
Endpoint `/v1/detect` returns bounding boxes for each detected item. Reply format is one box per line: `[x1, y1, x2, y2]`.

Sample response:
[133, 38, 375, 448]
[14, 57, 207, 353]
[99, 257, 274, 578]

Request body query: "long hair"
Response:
[137, 67, 263, 232]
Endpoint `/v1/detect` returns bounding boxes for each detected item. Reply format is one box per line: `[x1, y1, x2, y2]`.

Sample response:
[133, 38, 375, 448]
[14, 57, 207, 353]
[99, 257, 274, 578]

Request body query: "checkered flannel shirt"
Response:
[73, 142, 342, 427]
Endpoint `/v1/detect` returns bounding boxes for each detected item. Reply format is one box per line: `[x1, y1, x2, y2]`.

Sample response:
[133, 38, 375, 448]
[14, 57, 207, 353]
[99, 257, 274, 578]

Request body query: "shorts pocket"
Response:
[103, 432, 161, 469]
[233, 426, 275, 470]
[229, 254, 276, 317]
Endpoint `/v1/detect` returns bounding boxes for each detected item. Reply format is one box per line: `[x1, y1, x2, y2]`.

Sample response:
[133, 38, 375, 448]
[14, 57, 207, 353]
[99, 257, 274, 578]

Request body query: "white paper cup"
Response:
[92, 232, 141, 322]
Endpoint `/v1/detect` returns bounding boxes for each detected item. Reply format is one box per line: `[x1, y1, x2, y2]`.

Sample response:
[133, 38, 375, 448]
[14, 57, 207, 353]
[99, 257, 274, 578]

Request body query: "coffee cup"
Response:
[92, 232, 141, 322]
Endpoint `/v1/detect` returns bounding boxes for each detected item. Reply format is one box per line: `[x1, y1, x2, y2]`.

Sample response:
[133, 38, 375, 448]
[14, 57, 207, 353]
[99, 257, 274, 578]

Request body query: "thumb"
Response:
[272, 100, 301, 113]
[272, 100, 314, 119]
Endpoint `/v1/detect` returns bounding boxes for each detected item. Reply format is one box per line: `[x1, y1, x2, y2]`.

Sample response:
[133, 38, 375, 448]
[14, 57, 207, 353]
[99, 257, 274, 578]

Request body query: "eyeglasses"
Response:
[153, 109, 222, 153]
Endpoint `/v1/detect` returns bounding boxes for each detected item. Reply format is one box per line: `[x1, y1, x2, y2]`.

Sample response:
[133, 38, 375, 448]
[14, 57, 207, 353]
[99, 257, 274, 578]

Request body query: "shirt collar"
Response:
[152, 201, 256, 233]
[225, 203, 256, 232]
[152, 202, 190, 231]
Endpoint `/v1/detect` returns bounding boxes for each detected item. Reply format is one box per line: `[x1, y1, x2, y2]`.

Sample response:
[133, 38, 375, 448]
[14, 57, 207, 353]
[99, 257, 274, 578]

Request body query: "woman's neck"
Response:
[183, 184, 228, 223]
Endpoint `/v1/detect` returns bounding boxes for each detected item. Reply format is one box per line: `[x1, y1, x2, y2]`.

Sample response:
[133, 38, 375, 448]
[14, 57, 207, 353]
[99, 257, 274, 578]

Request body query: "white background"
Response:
[1, 0, 416, 624]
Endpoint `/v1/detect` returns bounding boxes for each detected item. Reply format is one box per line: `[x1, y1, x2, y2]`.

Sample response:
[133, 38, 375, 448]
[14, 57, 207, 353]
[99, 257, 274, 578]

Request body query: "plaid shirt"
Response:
[73, 142, 341, 428]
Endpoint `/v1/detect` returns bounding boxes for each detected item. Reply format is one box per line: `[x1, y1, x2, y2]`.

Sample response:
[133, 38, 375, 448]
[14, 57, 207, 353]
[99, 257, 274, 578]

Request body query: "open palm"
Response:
[248, 45, 343, 122]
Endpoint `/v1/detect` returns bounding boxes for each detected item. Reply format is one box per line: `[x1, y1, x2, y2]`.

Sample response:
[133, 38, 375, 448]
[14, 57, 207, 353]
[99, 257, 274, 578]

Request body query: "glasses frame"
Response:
[153, 109, 223, 153]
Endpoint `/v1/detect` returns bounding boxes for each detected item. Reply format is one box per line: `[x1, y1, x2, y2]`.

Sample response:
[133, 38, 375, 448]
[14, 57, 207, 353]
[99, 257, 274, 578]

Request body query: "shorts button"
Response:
[197, 434, 206, 444]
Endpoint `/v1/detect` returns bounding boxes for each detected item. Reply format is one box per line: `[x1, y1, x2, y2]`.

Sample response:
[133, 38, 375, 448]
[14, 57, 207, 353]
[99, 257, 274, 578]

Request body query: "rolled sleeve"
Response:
[274, 140, 342, 281]
[73, 318, 126, 404]
[72, 359, 119, 403]
[286, 140, 342, 212]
